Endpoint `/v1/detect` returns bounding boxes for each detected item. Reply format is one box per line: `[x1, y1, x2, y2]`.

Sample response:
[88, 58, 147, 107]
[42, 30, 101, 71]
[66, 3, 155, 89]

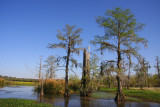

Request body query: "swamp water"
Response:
[0, 86, 160, 107]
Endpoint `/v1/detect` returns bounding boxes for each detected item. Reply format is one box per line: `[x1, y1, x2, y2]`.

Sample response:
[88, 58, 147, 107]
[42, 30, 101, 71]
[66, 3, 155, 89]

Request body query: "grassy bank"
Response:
[2, 80, 37, 86]
[0, 98, 53, 107]
[0, 78, 38, 86]
[9, 81, 37, 86]
[99, 87, 160, 103]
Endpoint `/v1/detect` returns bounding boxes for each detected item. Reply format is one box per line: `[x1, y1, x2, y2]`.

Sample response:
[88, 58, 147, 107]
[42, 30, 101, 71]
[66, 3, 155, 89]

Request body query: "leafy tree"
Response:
[91, 7, 147, 102]
[48, 24, 82, 97]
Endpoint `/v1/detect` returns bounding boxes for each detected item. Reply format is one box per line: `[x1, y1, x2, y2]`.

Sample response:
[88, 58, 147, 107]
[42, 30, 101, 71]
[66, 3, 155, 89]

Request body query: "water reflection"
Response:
[0, 86, 160, 107]
[64, 97, 70, 107]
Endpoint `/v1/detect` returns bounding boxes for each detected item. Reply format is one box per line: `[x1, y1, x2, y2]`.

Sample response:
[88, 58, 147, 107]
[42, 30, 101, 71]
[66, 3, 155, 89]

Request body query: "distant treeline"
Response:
[0, 75, 38, 82]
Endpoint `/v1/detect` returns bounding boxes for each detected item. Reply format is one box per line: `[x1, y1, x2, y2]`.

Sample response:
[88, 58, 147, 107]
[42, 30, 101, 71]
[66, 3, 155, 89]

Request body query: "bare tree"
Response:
[80, 48, 91, 97]
[38, 56, 42, 84]
[44, 55, 58, 79]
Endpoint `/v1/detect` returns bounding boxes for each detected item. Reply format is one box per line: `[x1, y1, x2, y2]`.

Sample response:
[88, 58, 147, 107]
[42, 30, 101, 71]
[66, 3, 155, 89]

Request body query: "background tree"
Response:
[38, 56, 43, 84]
[90, 53, 100, 90]
[155, 56, 160, 86]
[44, 55, 58, 79]
[37, 56, 44, 96]
[101, 60, 116, 88]
[134, 62, 144, 89]
[127, 54, 132, 89]
[91, 7, 147, 102]
[48, 24, 82, 97]
[134, 57, 149, 89]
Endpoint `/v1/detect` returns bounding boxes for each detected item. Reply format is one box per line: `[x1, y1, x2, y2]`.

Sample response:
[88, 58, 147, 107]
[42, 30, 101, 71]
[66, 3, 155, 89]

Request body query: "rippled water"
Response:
[0, 86, 160, 107]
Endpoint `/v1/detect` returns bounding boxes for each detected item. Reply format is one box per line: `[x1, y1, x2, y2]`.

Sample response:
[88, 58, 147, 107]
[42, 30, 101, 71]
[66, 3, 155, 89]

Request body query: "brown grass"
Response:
[43, 79, 65, 94]
[0, 79, 5, 86]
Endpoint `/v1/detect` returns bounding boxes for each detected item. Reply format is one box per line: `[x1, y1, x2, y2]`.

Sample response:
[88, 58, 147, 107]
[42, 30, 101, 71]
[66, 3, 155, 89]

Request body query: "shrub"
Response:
[69, 81, 80, 92]
[0, 79, 5, 86]
[43, 79, 65, 94]
[69, 75, 81, 92]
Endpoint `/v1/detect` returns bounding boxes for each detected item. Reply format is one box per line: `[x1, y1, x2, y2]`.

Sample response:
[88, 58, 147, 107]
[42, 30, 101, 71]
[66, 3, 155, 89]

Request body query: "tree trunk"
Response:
[39, 57, 42, 84]
[108, 74, 111, 88]
[115, 29, 125, 102]
[108, 82, 111, 89]
[81, 49, 91, 97]
[40, 79, 43, 97]
[81, 49, 87, 97]
[127, 68, 130, 90]
[157, 58, 160, 86]
[115, 75, 125, 102]
[127, 56, 131, 90]
[64, 37, 71, 97]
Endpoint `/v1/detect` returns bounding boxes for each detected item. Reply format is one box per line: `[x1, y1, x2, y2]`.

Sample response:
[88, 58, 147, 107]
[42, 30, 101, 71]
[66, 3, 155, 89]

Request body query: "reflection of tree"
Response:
[80, 97, 90, 107]
[115, 101, 125, 107]
[64, 97, 70, 107]
[37, 93, 43, 103]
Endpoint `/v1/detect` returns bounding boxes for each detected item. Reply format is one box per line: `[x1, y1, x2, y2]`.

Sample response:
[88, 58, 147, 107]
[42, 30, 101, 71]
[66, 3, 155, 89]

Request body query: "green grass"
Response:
[12, 81, 37, 86]
[91, 92, 115, 99]
[0, 98, 53, 107]
[99, 87, 160, 103]
[124, 88, 160, 103]
[125, 96, 142, 102]
[99, 87, 117, 92]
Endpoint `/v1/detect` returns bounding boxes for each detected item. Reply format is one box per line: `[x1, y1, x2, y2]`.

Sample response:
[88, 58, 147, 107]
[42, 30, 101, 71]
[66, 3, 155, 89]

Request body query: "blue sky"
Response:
[0, 0, 160, 79]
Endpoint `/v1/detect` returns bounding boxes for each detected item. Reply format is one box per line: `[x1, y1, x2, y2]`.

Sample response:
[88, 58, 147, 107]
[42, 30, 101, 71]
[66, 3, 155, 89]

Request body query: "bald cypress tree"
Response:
[48, 24, 82, 97]
[91, 8, 147, 102]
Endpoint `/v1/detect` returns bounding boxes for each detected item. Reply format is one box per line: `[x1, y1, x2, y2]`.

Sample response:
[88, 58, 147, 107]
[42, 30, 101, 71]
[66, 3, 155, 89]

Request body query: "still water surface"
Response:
[0, 86, 160, 107]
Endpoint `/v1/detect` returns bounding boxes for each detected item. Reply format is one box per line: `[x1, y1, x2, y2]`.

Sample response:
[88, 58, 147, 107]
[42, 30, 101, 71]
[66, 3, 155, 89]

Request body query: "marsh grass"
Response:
[124, 88, 160, 103]
[125, 96, 142, 102]
[0, 98, 53, 107]
[0, 79, 5, 86]
[91, 92, 115, 99]
[4, 81, 37, 86]
[11, 81, 37, 86]
[43, 79, 65, 94]
[99, 87, 160, 103]
[37, 79, 80, 95]
[0, 78, 37, 86]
